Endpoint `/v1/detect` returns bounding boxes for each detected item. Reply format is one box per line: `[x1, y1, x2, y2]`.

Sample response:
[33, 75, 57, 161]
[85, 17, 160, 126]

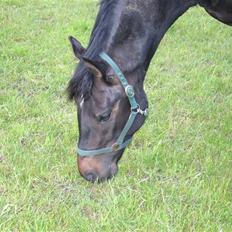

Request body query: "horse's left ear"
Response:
[83, 57, 103, 78]
[69, 36, 86, 59]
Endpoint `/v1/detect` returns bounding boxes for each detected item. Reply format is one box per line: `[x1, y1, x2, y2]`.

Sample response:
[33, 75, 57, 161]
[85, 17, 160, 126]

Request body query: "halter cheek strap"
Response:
[77, 52, 148, 157]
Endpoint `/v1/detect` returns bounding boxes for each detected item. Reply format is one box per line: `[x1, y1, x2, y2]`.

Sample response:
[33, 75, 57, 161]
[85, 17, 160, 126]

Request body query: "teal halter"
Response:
[77, 52, 148, 157]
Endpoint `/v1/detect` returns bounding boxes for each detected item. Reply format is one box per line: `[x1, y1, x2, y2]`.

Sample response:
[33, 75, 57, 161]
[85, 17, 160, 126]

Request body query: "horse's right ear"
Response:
[69, 36, 86, 59]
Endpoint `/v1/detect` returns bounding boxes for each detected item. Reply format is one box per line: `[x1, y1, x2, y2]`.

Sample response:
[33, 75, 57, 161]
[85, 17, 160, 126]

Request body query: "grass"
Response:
[0, 0, 231, 231]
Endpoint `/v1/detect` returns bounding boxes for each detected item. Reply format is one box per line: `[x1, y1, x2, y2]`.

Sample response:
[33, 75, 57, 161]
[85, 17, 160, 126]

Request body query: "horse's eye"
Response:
[97, 113, 111, 123]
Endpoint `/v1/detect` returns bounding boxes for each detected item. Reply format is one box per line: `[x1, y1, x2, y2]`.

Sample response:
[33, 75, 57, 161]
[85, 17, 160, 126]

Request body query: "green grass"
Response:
[1, 1, 232, 231]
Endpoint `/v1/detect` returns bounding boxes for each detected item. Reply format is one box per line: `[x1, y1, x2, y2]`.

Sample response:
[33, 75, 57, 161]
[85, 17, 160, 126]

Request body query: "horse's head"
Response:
[68, 36, 148, 182]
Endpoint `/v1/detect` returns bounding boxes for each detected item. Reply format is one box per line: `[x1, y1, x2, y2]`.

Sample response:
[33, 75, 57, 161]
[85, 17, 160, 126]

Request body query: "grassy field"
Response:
[1, 0, 232, 231]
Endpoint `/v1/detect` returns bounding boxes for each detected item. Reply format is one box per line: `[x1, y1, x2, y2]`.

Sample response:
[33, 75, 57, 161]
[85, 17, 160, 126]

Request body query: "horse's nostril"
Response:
[85, 172, 97, 182]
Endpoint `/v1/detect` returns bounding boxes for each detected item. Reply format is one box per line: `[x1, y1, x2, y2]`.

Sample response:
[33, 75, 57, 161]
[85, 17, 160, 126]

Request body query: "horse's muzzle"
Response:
[77, 156, 119, 183]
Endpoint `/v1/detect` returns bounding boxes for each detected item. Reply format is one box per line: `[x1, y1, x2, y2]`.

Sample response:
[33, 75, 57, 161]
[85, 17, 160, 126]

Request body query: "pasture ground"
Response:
[1, 0, 232, 231]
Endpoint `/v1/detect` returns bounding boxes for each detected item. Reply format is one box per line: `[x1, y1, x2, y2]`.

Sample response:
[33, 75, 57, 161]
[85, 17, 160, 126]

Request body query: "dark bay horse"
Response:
[68, 0, 232, 182]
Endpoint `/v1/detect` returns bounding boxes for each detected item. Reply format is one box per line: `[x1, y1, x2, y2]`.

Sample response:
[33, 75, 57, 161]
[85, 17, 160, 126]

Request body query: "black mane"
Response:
[67, 0, 117, 101]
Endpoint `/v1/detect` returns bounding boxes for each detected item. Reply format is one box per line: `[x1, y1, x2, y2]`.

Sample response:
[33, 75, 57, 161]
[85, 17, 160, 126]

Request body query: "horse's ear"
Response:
[69, 36, 86, 59]
[83, 57, 103, 78]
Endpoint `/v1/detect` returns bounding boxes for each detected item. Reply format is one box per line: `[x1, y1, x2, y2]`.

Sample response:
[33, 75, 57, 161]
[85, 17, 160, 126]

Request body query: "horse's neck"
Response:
[107, 0, 198, 73]
[200, 0, 232, 25]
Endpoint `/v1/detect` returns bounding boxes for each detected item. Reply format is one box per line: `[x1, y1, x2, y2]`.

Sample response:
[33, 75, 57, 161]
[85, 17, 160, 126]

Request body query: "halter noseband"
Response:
[77, 52, 148, 157]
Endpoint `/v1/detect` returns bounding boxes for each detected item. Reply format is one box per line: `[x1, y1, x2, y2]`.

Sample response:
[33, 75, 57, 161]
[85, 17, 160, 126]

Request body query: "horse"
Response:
[67, 0, 232, 182]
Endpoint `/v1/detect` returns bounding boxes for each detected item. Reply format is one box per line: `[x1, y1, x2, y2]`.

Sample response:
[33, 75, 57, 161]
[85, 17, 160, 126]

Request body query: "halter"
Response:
[77, 52, 148, 157]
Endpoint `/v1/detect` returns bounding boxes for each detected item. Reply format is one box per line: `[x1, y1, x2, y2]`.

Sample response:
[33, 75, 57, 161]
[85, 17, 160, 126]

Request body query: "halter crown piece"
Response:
[77, 52, 148, 157]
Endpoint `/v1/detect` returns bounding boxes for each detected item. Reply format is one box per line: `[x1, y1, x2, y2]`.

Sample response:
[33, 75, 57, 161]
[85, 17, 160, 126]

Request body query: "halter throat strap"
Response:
[77, 52, 148, 157]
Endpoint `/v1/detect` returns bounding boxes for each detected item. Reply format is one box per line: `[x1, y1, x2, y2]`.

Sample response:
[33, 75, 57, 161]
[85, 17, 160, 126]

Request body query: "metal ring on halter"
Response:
[125, 85, 135, 98]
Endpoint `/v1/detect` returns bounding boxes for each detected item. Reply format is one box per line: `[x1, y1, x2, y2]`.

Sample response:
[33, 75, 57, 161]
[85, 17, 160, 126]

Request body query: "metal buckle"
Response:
[135, 105, 149, 117]
[112, 143, 120, 151]
[125, 85, 134, 98]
